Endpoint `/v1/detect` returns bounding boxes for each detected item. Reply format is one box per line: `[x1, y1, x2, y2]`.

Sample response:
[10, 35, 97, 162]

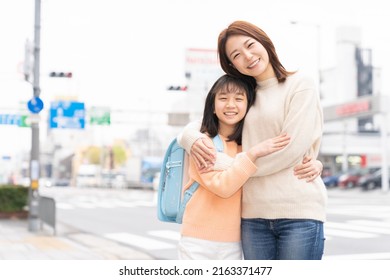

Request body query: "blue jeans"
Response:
[241, 218, 325, 260]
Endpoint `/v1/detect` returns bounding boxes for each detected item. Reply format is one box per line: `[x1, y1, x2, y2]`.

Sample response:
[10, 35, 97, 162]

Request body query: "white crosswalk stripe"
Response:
[147, 230, 181, 241]
[324, 252, 390, 260]
[325, 228, 378, 239]
[325, 219, 390, 239]
[105, 232, 176, 250]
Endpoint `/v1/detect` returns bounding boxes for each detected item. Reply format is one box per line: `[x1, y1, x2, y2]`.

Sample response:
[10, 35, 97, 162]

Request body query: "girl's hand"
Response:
[294, 156, 323, 182]
[190, 138, 216, 170]
[246, 133, 290, 162]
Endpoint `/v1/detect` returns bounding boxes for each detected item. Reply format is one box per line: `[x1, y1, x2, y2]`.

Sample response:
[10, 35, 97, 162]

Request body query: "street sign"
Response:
[0, 114, 21, 125]
[89, 107, 111, 125]
[49, 101, 85, 129]
[27, 97, 44, 113]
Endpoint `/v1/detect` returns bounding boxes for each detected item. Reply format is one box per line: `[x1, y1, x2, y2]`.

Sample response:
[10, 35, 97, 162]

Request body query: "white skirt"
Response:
[178, 236, 242, 260]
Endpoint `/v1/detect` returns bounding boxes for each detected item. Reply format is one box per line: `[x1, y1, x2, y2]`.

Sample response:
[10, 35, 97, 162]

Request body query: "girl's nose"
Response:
[226, 99, 236, 108]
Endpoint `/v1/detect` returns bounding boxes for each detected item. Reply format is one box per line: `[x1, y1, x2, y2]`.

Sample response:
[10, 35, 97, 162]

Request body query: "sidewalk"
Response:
[0, 219, 154, 260]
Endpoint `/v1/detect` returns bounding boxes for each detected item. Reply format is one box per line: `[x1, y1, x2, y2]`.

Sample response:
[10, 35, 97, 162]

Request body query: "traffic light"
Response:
[167, 85, 187, 91]
[49, 71, 73, 78]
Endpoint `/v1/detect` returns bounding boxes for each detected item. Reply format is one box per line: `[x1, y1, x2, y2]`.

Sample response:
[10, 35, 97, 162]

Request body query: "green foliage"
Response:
[86, 146, 101, 164]
[0, 185, 28, 212]
[112, 145, 127, 166]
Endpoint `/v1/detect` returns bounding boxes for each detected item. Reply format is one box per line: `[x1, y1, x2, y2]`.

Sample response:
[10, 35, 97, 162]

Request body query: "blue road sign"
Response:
[0, 114, 21, 125]
[27, 97, 44, 113]
[49, 101, 85, 129]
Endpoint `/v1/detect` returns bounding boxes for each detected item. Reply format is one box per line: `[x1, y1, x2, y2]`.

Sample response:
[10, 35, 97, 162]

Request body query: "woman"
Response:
[179, 74, 290, 260]
[178, 20, 326, 260]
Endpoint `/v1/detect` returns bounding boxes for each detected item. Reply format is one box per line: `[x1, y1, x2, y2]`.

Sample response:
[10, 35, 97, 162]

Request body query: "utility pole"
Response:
[28, 0, 42, 232]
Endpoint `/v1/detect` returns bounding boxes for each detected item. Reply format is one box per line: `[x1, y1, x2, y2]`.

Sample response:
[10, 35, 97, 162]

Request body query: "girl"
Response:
[179, 20, 326, 260]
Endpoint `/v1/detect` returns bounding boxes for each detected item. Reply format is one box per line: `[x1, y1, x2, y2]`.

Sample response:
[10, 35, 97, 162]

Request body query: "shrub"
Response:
[0, 185, 29, 212]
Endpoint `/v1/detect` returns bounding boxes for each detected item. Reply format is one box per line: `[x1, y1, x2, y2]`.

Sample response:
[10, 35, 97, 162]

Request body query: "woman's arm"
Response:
[177, 120, 216, 169]
[190, 135, 323, 181]
[194, 134, 290, 198]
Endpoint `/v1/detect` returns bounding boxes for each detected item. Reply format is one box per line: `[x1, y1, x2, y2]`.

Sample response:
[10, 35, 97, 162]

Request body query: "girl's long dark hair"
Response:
[200, 74, 255, 145]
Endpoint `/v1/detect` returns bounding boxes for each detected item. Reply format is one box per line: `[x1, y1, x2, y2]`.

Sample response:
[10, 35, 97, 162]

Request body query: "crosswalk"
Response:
[101, 218, 390, 260]
[99, 217, 390, 259]
[105, 230, 180, 251]
[56, 197, 390, 242]
[51, 188, 390, 259]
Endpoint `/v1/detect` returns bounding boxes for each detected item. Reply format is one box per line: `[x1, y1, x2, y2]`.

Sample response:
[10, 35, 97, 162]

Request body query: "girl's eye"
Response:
[233, 53, 240, 59]
[219, 97, 227, 101]
[248, 42, 254, 48]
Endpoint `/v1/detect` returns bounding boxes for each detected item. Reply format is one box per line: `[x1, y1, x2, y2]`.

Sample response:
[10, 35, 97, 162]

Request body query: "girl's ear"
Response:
[229, 63, 236, 69]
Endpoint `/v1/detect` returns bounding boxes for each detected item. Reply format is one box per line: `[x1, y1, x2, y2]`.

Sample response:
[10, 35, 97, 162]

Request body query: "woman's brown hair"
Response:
[218, 20, 295, 88]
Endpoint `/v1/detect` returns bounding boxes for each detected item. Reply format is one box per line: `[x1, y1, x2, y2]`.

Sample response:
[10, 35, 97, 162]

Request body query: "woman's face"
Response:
[225, 34, 275, 82]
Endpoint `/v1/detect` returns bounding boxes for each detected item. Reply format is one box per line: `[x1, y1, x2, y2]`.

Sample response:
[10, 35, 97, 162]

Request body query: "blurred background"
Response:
[1, 0, 389, 189]
[1, 0, 390, 260]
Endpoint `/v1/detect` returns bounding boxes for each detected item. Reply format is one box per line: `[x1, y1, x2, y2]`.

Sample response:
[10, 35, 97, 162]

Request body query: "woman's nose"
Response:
[242, 49, 253, 60]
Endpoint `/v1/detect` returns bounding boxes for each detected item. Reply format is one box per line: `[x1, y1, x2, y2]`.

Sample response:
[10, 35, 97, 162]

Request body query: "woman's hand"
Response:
[294, 156, 323, 182]
[190, 138, 216, 170]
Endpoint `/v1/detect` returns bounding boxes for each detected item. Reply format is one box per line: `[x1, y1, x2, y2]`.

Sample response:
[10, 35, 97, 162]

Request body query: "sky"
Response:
[0, 0, 389, 157]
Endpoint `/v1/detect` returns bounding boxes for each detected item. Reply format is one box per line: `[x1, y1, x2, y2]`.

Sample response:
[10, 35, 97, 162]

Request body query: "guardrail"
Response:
[38, 196, 56, 235]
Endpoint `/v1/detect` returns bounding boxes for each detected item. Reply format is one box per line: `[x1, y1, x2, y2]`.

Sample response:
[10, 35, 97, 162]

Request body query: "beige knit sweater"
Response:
[178, 72, 327, 222]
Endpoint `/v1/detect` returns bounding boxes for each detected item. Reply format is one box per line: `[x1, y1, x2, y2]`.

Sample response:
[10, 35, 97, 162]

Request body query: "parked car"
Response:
[101, 172, 126, 188]
[357, 168, 390, 190]
[338, 168, 379, 188]
[322, 173, 341, 188]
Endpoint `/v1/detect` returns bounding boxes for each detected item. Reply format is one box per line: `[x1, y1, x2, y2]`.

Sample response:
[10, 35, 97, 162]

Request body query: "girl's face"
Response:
[225, 34, 275, 82]
[214, 88, 248, 137]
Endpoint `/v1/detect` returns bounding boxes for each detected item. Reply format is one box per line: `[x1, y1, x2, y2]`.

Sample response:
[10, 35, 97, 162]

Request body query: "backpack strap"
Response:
[213, 134, 224, 152]
[176, 181, 199, 223]
[175, 135, 224, 224]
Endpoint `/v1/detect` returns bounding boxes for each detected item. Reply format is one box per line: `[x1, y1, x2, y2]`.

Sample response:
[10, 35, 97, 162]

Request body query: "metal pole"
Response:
[28, 0, 41, 232]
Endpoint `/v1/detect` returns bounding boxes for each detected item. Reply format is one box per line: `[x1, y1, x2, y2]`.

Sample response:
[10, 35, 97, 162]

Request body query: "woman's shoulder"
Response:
[286, 71, 317, 90]
[286, 71, 316, 87]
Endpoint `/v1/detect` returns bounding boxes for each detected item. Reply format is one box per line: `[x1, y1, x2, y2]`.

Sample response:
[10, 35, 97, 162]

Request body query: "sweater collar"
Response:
[256, 77, 279, 89]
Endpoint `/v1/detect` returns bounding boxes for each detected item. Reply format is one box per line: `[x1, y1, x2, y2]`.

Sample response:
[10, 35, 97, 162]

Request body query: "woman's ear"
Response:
[229, 63, 236, 69]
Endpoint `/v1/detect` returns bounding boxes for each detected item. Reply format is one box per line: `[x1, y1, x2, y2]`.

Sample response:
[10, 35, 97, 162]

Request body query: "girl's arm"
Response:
[194, 134, 290, 198]
[182, 126, 323, 181]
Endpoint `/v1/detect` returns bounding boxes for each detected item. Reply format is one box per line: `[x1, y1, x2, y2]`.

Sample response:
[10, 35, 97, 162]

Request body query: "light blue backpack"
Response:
[157, 135, 224, 224]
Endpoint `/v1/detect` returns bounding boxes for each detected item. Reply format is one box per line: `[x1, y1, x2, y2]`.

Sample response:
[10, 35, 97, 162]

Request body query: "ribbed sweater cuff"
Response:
[177, 121, 204, 153]
[237, 153, 258, 176]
